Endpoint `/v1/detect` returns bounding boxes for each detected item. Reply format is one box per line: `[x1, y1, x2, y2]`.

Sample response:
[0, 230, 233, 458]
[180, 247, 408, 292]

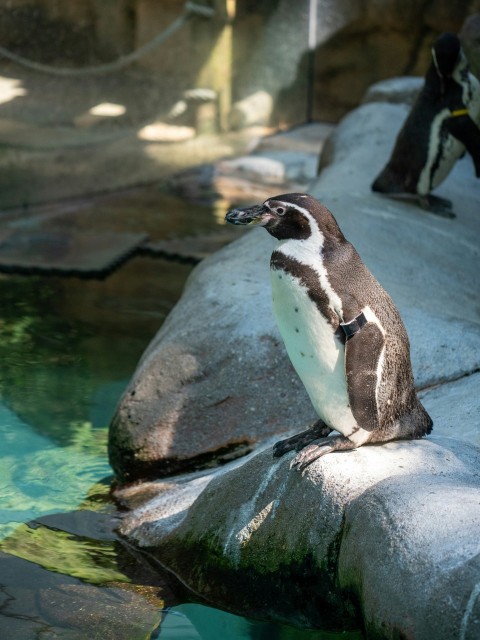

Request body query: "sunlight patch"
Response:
[236, 500, 275, 546]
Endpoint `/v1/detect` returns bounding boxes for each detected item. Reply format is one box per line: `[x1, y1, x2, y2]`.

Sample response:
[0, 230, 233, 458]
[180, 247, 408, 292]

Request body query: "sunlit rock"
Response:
[121, 436, 480, 637]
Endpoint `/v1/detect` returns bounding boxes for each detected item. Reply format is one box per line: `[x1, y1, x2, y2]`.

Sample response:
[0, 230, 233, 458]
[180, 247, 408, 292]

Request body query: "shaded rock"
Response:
[310, 0, 473, 121]
[420, 372, 480, 446]
[460, 13, 480, 80]
[120, 435, 480, 637]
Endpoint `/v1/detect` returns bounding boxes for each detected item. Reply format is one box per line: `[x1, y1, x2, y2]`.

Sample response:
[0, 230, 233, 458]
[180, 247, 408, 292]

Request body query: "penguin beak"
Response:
[225, 204, 272, 226]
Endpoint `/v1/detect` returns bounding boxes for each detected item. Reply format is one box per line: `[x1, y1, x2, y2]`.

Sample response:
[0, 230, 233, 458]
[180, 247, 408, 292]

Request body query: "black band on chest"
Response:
[340, 311, 368, 341]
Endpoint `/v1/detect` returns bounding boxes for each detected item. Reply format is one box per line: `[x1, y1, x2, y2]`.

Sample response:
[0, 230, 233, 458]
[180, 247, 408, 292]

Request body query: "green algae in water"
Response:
[1, 521, 128, 585]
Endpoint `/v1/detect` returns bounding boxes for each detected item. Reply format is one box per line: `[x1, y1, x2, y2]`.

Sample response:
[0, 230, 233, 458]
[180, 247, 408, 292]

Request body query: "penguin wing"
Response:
[446, 114, 480, 177]
[345, 322, 384, 431]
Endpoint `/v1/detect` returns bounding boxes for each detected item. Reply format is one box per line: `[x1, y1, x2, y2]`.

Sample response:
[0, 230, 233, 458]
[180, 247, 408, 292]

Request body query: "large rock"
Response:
[120, 435, 480, 637]
[113, 78, 480, 637]
[109, 84, 480, 483]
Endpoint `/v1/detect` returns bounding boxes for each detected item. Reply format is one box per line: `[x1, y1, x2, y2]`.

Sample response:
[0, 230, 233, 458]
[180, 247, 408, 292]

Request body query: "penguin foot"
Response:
[419, 195, 456, 218]
[273, 420, 332, 458]
[290, 435, 356, 472]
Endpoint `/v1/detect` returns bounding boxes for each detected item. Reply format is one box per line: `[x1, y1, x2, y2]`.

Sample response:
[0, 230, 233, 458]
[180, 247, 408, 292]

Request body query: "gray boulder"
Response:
[120, 435, 480, 638]
[113, 79, 480, 638]
[109, 87, 480, 482]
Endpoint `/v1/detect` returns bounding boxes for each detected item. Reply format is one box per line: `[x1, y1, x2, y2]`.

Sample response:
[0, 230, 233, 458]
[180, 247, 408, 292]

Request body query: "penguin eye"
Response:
[276, 207, 286, 216]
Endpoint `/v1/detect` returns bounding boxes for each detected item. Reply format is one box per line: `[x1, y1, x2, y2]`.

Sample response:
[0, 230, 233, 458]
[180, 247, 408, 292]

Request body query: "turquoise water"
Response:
[0, 263, 363, 639]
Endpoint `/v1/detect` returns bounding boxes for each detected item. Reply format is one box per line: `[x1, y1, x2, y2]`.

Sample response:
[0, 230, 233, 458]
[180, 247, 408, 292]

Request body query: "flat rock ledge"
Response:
[120, 435, 480, 638]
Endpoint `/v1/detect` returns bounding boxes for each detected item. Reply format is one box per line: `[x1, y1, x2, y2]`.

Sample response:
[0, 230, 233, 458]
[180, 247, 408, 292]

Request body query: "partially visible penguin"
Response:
[372, 32, 480, 217]
[225, 193, 432, 471]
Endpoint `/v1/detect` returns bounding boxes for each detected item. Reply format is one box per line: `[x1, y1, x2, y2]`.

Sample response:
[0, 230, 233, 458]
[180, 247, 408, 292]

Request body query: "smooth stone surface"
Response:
[420, 372, 480, 445]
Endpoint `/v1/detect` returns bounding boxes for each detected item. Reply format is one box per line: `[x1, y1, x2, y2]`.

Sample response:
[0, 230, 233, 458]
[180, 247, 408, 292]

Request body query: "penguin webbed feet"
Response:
[419, 194, 456, 219]
[290, 435, 357, 472]
[273, 419, 332, 458]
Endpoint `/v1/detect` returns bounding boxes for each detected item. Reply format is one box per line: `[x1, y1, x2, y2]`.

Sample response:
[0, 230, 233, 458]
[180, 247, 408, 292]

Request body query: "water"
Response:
[0, 242, 363, 639]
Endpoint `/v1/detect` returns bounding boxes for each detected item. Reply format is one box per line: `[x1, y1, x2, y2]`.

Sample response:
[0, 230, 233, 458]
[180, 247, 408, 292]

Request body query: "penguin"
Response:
[225, 193, 432, 471]
[372, 32, 480, 217]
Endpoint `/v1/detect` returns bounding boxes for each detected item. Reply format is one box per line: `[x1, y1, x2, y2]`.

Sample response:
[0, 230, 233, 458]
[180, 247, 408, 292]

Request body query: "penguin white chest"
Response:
[270, 266, 357, 434]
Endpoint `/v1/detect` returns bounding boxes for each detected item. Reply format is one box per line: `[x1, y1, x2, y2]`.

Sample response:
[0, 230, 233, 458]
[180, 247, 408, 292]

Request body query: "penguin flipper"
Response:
[345, 321, 384, 433]
[446, 115, 480, 177]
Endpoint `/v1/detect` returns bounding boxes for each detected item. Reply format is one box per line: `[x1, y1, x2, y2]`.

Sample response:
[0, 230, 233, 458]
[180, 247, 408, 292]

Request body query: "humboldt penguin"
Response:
[225, 193, 432, 471]
[372, 32, 480, 217]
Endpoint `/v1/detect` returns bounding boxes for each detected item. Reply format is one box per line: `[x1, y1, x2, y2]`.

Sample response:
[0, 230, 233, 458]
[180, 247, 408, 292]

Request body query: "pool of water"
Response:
[0, 237, 364, 639]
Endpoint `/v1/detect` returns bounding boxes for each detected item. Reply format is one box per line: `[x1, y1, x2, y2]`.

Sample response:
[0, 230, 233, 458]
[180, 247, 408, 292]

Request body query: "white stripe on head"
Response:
[267, 200, 325, 248]
[269, 200, 344, 320]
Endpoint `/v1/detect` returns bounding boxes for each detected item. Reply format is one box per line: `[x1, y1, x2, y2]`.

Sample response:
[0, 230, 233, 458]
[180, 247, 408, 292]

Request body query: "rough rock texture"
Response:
[311, 0, 480, 120]
[120, 435, 480, 637]
[109, 83, 480, 483]
[460, 13, 480, 80]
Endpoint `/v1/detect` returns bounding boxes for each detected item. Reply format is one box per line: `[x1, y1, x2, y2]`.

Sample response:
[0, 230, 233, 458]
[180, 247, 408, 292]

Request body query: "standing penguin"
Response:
[372, 32, 480, 217]
[225, 193, 432, 470]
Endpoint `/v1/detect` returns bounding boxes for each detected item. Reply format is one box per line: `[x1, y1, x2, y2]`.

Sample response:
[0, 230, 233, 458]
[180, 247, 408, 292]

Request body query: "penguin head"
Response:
[431, 32, 462, 78]
[225, 193, 344, 242]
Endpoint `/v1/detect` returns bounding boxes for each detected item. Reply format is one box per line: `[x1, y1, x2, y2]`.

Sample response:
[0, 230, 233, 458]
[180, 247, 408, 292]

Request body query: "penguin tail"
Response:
[400, 400, 433, 440]
[371, 166, 405, 194]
